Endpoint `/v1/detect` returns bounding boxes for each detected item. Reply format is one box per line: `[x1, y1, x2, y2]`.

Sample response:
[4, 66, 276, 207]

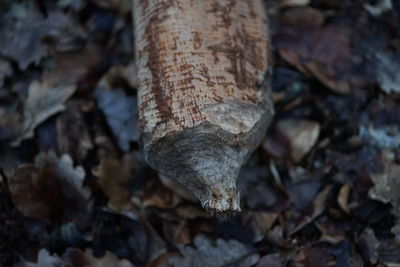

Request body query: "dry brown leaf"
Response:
[306, 61, 350, 94]
[250, 211, 279, 235]
[43, 43, 100, 89]
[337, 184, 351, 214]
[84, 249, 134, 267]
[8, 151, 91, 225]
[12, 80, 76, 145]
[142, 177, 183, 210]
[176, 204, 211, 220]
[295, 246, 336, 267]
[256, 253, 286, 267]
[280, 7, 324, 28]
[266, 225, 289, 247]
[315, 221, 345, 244]
[276, 119, 320, 162]
[290, 186, 332, 235]
[92, 155, 135, 211]
[275, 25, 351, 94]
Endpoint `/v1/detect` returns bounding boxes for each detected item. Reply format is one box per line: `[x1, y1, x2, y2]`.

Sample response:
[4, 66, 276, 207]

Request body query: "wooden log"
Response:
[132, 0, 274, 214]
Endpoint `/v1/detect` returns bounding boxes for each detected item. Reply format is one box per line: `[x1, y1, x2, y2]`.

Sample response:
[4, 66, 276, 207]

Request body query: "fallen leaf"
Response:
[357, 228, 379, 265]
[369, 151, 400, 216]
[169, 235, 259, 267]
[176, 204, 211, 220]
[256, 253, 286, 267]
[0, 8, 48, 70]
[7, 151, 92, 225]
[280, 7, 324, 28]
[12, 80, 76, 145]
[0, 9, 86, 70]
[368, 151, 400, 240]
[249, 211, 279, 242]
[275, 25, 351, 94]
[375, 52, 400, 94]
[290, 186, 332, 235]
[263, 131, 291, 159]
[0, 98, 22, 141]
[266, 225, 289, 247]
[250, 212, 279, 235]
[144, 219, 168, 262]
[92, 155, 135, 211]
[315, 221, 345, 244]
[359, 125, 400, 150]
[364, 0, 393, 17]
[276, 119, 320, 162]
[286, 178, 321, 211]
[24, 249, 65, 267]
[238, 167, 279, 209]
[295, 246, 336, 267]
[43, 43, 101, 89]
[337, 184, 351, 214]
[84, 249, 134, 267]
[95, 83, 138, 152]
[142, 176, 182, 209]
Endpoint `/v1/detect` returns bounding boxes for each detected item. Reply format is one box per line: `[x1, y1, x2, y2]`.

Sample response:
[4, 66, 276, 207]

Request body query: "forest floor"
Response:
[0, 0, 400, 266]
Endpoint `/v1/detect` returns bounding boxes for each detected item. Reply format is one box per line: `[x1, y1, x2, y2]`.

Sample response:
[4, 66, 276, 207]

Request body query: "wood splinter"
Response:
[133, 0, 274, 214]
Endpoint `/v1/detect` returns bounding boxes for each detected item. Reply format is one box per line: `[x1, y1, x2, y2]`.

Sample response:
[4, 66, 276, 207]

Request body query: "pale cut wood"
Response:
[133, 0, 274, 213]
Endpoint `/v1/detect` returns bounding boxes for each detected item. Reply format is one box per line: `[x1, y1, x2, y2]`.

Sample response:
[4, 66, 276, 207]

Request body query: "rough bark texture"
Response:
[133, 0, 274, 213]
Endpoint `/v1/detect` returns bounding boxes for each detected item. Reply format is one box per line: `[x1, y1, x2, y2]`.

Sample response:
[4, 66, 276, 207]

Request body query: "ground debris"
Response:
[0, 0, 399, 266]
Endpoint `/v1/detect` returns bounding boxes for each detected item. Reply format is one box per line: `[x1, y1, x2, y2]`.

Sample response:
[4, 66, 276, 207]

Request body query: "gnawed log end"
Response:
[142, 99, 273, 214]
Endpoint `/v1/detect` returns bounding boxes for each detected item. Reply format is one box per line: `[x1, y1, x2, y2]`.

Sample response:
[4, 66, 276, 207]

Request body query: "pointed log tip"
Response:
[200, 190, 241, 215]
